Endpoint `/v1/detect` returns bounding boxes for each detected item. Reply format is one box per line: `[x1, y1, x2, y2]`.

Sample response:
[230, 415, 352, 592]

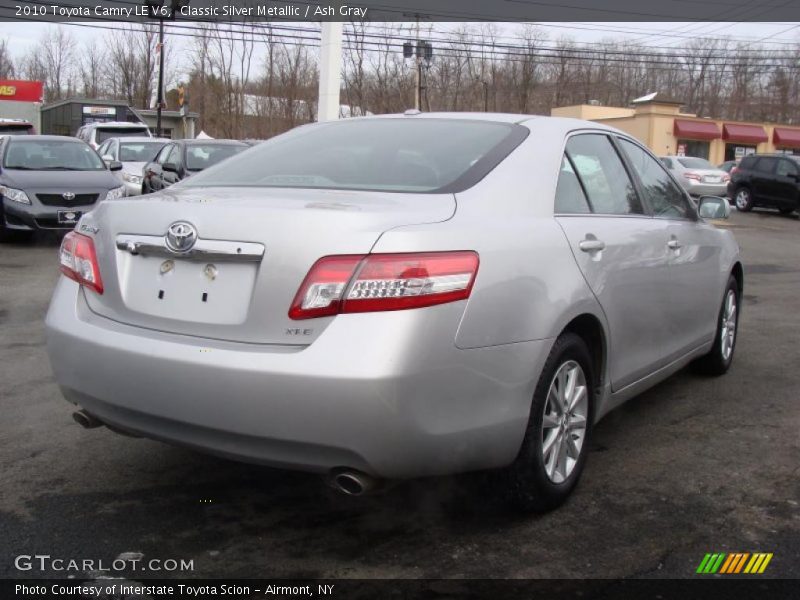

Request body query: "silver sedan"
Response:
[46, 114, 742, 511]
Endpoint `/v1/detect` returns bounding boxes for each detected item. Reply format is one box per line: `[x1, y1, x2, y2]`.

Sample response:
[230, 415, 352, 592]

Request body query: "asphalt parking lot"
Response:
[1, 209, 799, 581]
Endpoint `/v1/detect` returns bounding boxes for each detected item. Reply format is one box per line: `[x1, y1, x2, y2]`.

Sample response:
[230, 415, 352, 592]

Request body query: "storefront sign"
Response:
[82, 106, 117, 116]
[0, 80, 44, 102]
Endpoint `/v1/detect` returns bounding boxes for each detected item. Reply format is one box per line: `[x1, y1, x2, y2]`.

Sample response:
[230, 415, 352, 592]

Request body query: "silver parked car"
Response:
[46, 114, 742, 511]
[659, 156, 730, 197]
[96, 136, 169, 196]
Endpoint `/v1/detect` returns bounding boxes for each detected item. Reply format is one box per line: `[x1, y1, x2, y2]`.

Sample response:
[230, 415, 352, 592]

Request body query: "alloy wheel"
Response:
[735, 189, 750, 210]
[541, 360, 589, 484]
[720, 289, 737, 361]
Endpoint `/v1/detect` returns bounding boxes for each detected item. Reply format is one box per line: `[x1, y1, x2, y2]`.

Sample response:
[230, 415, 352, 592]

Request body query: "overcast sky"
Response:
[2, 21, 798, 81]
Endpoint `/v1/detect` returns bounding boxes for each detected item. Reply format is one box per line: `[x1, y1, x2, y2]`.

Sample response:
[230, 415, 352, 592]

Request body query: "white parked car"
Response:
[97, 137, 169, 196]
[76, 122, 152, 150]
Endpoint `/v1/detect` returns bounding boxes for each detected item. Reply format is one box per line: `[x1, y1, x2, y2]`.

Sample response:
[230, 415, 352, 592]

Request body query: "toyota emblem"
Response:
[62, 192, 76, 201]
[165, 221, 198, 253]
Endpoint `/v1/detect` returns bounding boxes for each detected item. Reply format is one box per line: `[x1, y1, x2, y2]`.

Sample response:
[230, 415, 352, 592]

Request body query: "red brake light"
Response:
[731, 166, 739, 175]
[289, 251, 479, 320]
[683, 171, 702, 181]
[59, 231, 104, 294]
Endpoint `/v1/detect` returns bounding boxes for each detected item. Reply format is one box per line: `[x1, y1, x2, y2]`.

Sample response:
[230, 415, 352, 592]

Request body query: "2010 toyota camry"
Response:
[45, 113, 742, 511]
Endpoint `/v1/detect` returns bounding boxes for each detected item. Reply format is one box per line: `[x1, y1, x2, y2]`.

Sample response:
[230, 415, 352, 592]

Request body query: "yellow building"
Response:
[551, 93, 800, 165]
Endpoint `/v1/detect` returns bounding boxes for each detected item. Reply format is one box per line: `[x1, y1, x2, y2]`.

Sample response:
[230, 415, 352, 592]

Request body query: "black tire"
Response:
[733, 187, 753, 212]
[0, 207, 32, 243]
[506, 332, 595, 512]
[778, 207, 795, 215]
[693, 275, 740, 376]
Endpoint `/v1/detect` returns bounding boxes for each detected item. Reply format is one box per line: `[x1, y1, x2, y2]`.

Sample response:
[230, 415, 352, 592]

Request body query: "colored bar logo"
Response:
[696, 552, 773, 574]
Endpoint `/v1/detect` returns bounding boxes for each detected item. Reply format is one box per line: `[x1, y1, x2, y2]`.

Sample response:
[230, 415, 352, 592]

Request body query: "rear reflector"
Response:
[59, 231, 104, 294]
[289, 251, 479, 320]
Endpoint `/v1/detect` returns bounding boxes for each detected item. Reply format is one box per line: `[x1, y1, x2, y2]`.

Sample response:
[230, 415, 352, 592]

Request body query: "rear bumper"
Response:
[684, 181, 729, 198]
[45, 278, 550, 478]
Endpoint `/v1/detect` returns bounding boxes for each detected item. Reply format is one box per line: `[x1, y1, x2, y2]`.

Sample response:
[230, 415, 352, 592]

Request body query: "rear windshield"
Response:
[0, 125, 33, 135]
[677, 157, 714, 169]
[3, 139, 105, 171]
[119, 141, 167, 162]
[96, 127, 149, 143]
[185, 144, 246, 171]
[182, 119, 526, 193]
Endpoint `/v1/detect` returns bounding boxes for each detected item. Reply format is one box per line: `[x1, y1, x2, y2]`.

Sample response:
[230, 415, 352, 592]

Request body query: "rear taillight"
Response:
[722, 173, 731, 182]
[59, 231, 103, 294]
[731, 166, 739, 175]
[289, 251, 479, 320]
[683, 171, 702, 181]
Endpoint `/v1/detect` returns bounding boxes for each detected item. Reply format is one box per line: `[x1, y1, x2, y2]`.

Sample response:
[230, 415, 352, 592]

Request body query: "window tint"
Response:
[554, 155, 592, 214]
[183, 119, 524, 193]
[565, 134, 643, 215]
[776, 160, 798, 177]
[619, 139, 693, 219]
[119, 141, 166, 162]
[753, 157, 776, 173]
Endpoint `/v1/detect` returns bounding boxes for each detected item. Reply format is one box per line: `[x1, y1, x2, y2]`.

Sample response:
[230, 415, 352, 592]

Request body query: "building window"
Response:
[676, 139, 710, 159]
[724, 144, 756, 161]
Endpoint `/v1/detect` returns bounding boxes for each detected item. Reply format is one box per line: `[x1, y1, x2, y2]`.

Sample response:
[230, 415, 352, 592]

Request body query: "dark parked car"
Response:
[0, 135, 124, 241]
[727, 154, 800, 214]
[142, 139, 248, 194]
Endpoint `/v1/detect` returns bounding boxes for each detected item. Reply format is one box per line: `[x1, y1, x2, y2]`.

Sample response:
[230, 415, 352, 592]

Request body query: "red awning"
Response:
[673, 119, 721, 140]
[722, 123, 768, 144]
[773, 127, 800, 147]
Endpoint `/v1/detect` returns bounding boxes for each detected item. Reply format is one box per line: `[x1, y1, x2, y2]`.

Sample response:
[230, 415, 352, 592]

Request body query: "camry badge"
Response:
[165, 221, 198, 253]
[62, 192, 76, 201]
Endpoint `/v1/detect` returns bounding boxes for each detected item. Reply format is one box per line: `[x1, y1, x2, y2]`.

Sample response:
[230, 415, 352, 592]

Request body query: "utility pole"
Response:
[403, 14, 433, 112]
[156, 18, 165, 137]
[317, 22, 343, 122]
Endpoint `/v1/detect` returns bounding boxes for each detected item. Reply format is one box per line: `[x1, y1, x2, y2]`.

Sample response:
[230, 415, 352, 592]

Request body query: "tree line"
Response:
[2, 23, 799, 138]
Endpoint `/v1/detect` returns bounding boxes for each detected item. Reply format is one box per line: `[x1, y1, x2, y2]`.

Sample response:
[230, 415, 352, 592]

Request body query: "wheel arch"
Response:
[731, 261, 744, 296]
[559, 313, 607, 392]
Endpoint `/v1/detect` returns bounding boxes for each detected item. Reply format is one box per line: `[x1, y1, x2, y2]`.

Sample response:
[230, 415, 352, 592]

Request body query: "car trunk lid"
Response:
[81, 186, 455, 344]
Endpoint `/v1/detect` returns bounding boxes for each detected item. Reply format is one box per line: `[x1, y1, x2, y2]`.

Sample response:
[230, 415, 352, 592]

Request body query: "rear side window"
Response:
[182, 119, 528, 193]
[554, 155, 592, 214]
[565, 134, 643, 215]
[619, 139, 693, 219]
[753, 157, 776, 173]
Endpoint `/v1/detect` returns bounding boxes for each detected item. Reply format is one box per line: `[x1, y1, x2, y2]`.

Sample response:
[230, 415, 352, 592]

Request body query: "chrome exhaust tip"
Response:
[329, 470, 380, 496]
[72, 409, 103, 429]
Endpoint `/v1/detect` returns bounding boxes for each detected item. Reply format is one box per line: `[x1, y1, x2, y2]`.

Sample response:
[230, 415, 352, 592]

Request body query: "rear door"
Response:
[555, 133, 674, 391]
[751, 157, 777, 205]
[617, 137, 721, 355]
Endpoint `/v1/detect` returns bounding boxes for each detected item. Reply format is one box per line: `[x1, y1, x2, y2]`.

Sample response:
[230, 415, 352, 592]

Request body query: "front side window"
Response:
[753, 157, 776, 173]
[554, 155, 592, 214]
[155, 144, 174, 164]
[565, 134, 643, 215]
[3, 139, 106, 171]
[619, 139, 694, 219]
[183, 119, 526, 193]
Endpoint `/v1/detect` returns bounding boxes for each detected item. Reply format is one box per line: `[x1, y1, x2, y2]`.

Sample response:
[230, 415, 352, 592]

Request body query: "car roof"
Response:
[107, 136, 168, 143]
[181, 139, 248, 146]
[5, 134, 86, 143]
[88, 121, 149, 129]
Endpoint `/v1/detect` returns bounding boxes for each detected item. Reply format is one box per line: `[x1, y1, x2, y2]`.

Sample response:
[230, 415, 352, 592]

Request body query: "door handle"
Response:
[667, 239, 682, 250]
[579, 239, 606, 252]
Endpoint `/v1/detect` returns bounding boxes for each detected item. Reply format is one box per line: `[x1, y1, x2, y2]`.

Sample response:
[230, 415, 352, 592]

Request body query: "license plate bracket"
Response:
[57, 210, 81, 225]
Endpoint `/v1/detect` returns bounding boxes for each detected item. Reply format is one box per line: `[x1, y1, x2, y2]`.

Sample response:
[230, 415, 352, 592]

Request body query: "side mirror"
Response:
[108, 160, 123, 172]
[162, 162, 178, 173]
[102, 154, 114, 162]
[698, 195, 731, 220]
